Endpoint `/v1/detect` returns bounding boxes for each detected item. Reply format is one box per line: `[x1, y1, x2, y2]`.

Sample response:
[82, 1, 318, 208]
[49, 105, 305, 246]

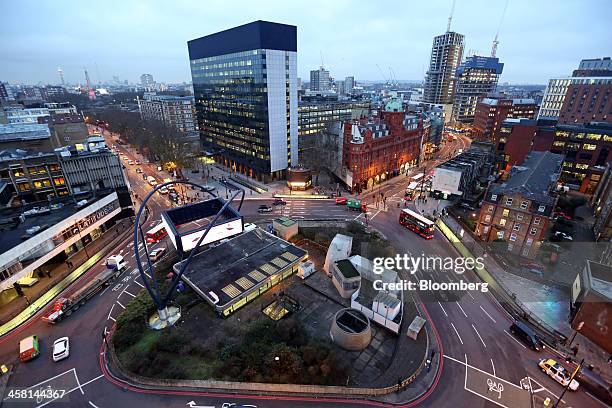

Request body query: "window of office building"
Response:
[520, 201, 528, 210]
[530, 227, 537, 235]
[505, 198, 513, 206]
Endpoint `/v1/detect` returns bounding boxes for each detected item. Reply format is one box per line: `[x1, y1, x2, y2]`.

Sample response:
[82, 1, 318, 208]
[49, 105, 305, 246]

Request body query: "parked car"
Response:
[509, 320, 544, 351]
[52, 337, 70, 362]
[128, 160, 134, 165]
[149, 247, 166, 262]
[272, 198, 287, 206]
[158, 187, 169, 195]
[136, 168, 143, 174]
[258, 205, 272, 213]
[553, 231, 573, 241]
[135, 160, 141, 165]
[538, 359, 579, 391]
[335, 197, 347, 205]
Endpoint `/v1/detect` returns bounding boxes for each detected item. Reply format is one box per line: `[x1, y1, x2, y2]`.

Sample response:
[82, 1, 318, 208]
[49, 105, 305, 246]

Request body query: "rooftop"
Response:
[0, 123, 51, 142]
[335, 258, 360, 279]
[175, 228, 307, 308]
[585, 260, 612, 301]
[273, 216, 296, 228]
[490, 151, 564, 205]
[0, 196, 102, 255]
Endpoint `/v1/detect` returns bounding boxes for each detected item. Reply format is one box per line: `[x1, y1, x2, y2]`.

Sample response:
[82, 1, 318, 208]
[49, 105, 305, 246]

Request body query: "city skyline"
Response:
[1, 0, 610, 85]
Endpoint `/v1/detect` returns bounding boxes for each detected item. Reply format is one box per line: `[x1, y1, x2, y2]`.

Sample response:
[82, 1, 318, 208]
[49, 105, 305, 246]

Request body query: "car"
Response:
[538, 359, 579, 391]
[128, 160, 134, 165]
[52, 337, 69, 362]
[553, 231, 573, 241]
[509, 320, 544, 351]
[158, 187, 169, 195]
[520, 261, 545, 271]
[142, 173, 148, 180]
[149, 247, 166, 262]
[272, 198, 287, 206]
[258, 205, 273, 213]
[335, 197, 347, 205]
[556, 211, 573, 221]
[459, 202, 475, 210]
[136, 168, 143, 174]
[50, 203, 63, 210]
[122, 156, 129, 161]
[135, 160, 141, 165]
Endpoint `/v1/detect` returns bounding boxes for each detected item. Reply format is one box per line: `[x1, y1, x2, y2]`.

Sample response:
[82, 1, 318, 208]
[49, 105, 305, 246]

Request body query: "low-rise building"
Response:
[475, 151, 564, 259]
[341, 98, 423, 193]
[472, 96, 537, 141]
[570, 260, 612, 354]
[331, 259, 361, 298]
[347, 255, 403, 334]
[431, 147, 491, 199]
[323, 234, 353, 276]
[138, 93, 197, 132]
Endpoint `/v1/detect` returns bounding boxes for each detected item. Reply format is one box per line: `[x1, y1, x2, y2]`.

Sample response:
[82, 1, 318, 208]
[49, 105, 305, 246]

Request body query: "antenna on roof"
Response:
[447, 0, 456, 32]
[320, 51, 325, 69]
[491, 0, 509, 57]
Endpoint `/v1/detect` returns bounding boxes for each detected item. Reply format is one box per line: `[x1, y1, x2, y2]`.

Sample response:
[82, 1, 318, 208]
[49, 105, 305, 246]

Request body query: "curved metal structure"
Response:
[133, 181, 245, 320]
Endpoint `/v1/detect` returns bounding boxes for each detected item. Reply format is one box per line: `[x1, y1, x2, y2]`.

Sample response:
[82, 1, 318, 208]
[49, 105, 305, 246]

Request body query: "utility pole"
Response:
[553, 358, 584, 408]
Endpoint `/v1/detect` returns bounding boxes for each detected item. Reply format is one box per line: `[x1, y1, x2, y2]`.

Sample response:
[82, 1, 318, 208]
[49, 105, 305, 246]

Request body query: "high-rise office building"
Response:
[423, 31, 465, 107]
[140, 73, 155, 89]
[310, 66, 330, 92]
[188, 20, 298, 182]
[345, 76, 355, 94]
[451, 55, 504, 123]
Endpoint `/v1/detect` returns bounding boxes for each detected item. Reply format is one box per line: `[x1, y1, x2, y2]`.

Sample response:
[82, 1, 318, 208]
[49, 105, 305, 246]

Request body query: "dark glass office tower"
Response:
[188, 21, 298, 182]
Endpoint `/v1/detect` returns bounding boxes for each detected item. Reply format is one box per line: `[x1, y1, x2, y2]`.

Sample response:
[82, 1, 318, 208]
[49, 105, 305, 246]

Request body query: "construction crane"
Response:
[447, 0, 456, 32]
[376, 64, 390, 87]
[389, 67, 399, 88]
[491, 0, 509, 57]
[84, 68, 96, 100]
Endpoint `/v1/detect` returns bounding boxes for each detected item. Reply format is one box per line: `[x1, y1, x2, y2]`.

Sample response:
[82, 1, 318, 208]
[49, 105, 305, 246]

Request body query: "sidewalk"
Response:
[0, 218, 132, 328]
[438, 216, 612, 381]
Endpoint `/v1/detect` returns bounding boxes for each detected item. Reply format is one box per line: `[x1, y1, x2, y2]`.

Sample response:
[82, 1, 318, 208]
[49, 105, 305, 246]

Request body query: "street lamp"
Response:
[553, 358, 584, 408]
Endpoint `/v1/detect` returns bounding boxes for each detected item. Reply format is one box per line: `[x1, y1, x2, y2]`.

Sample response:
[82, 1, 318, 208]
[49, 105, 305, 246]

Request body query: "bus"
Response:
[411, 173, 425, 183]
[145, 223, 168, 244]
[405, 181, 419, 199]
[399, 209, 435, 239]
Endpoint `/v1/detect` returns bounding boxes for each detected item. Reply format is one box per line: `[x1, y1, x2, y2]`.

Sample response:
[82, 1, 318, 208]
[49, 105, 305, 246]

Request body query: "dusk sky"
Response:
[1, 0, 610, 85]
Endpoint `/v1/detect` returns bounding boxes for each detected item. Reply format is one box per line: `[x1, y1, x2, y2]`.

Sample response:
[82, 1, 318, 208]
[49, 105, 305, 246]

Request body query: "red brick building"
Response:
[475, 151, 563, 259]
[558, 79, 612, 125]
[495, 118, 556, 170]
[342, 100, 423, 193]
[472, 97, 537, 141]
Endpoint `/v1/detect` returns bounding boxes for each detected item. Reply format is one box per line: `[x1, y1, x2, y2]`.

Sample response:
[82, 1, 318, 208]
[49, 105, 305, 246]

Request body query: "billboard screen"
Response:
[180, 218, 243, 252]
[432, 167, 462, 195]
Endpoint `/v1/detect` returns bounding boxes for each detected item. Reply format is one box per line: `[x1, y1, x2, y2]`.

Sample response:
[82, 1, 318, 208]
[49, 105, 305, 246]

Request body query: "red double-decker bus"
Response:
[145, 223, 168, 244]
[399, 209, 435, 239]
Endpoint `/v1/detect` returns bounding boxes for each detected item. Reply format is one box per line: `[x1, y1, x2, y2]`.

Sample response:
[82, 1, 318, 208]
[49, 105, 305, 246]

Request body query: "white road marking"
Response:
[491, 359, 496, 376]
[437, 301, 448, 317]
[73, 369, 84, 395]
[480, 305, 497, 323]
[116, 300, 126, 309]
[26, 369, 74, 390]
[123, 290, 137, 298]
[107, 304, 115, 321]
[504, 330, 527, 349]
[133, 279, 145, 288]
[445, 354, 524, 390]
[89, 401, 100, 408]
[472, 324, 486, 348]
[466, 291, 475, 300]
[450, 322, 463, 345]
[456, 302, 468, 318]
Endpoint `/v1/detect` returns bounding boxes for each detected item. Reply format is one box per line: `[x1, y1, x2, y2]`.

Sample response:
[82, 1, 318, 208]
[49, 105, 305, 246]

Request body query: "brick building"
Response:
[558, 78, 612, 125]
[342, 98, 422, 193]
[591, 163, 612, 241]
[551, 122, 612, 193]
[475, 151, 563, 259]
[495, 118, 556, 169]
[472, 96, 537, 141]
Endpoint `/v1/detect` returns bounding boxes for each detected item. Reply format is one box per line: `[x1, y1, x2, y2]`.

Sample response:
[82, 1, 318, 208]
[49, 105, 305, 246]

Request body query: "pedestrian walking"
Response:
[571, 344, 579, 356]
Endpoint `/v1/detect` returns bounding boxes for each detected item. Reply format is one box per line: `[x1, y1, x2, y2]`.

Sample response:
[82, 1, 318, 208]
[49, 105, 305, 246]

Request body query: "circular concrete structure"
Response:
[330, 308, 372, 351]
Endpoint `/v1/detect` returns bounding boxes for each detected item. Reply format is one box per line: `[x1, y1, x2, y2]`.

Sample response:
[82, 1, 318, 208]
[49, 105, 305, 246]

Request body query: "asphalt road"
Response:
[0, 133, 606, 408]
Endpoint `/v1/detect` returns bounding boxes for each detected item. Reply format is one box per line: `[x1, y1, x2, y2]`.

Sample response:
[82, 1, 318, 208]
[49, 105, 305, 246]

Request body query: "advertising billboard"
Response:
[180, 218, 243, 252]
[432, 167, 462, 196]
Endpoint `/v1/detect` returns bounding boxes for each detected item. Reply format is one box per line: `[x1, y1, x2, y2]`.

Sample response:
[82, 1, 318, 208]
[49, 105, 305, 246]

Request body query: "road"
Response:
[0, 132, 606, 408]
